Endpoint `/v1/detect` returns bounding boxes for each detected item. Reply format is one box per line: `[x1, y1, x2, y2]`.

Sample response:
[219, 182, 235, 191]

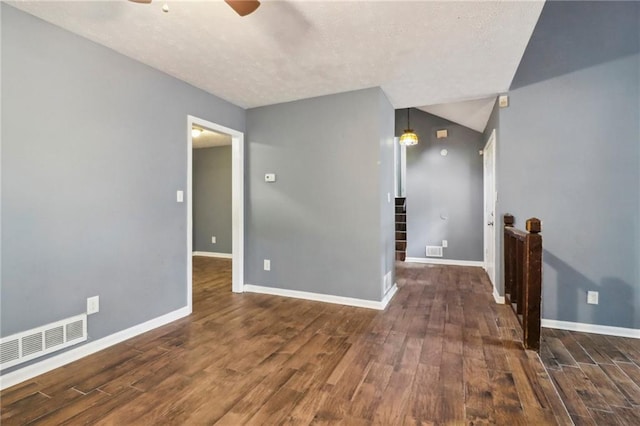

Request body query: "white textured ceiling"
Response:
[192, 128, 232, 149]
[9, 0, 544, 115]
[419, 96, 497, 133]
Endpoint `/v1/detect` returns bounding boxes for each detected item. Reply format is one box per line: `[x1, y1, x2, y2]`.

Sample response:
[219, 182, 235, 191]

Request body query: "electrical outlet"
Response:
[211, 236, 216, 244]
[442, 240, 448, 248]
[87, 296, 100, 315]
[587, 291, 599, 305]
[264, 259, 271, 271]
[176, 190, 184, 203]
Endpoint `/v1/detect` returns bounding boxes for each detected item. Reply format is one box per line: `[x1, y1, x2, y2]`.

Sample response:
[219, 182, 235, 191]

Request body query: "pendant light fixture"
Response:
[399, 108, 419, 146]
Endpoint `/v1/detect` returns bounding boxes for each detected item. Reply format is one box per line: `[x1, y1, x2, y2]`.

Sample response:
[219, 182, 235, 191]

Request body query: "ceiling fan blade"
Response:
[225, 0, 260, 17]
[128, 0, 152, 3]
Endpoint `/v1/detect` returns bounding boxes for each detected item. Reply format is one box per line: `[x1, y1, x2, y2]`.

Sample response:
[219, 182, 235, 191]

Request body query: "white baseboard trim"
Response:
[405, 257, 484, 267]
[0, 306, 190, 391]
[541, 319, 640, 339]
[193, 251, 232, 259]
[493, 287, 505, 304]
[243, 284, 398, 310]
[381, 284, 398, 309]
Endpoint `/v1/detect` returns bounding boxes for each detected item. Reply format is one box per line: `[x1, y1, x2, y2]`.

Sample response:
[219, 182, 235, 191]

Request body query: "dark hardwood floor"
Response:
[540, 327, 640, 425]
[1, 258, 572, 425]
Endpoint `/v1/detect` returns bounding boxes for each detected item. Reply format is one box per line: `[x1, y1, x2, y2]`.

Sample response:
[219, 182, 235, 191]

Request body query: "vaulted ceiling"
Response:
[419, 96, 498, 133]
[9, 0, 544, 130]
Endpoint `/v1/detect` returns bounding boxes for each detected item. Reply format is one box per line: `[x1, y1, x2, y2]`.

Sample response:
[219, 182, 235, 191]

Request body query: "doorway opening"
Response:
[187, 115, 244, 312]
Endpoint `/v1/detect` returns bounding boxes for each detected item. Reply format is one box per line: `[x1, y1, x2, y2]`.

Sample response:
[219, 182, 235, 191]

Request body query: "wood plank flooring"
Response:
[540, 328, 640, 425]
[1, 259, 572, 425]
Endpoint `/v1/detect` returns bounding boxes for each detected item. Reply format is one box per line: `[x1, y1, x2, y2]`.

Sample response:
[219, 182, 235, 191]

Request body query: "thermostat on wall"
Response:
[265, 173, 276, 182]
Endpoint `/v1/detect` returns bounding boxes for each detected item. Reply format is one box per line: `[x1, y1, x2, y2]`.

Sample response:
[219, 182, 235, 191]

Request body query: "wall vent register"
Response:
[426, 246, 444, 257]
[0, 314, 87, 369]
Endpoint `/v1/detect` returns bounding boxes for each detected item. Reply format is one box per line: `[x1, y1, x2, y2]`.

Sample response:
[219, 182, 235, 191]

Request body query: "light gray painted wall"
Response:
[396, 109, 485, 261]
[193, 146, 232, 254]
[246, 88, 394, 302]
[499, 1, 640, 328]
[1, 5, 245, 371]
[0, 0, 3, 302]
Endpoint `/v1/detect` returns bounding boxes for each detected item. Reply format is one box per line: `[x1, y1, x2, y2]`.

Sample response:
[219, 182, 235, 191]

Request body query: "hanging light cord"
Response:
[399, 107, 418, 146]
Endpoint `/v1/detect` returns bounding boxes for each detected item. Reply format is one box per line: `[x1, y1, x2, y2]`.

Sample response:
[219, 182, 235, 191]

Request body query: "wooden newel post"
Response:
[523, 218, 542, 350]
[526, 218, 541, 234]
[503, 214, 515, 302]
[504, 214, 514, 227]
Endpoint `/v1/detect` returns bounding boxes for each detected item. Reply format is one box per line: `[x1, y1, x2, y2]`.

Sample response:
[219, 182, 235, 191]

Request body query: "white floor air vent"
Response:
[0, 314, 87, 369]
[426, 246, 443, 257]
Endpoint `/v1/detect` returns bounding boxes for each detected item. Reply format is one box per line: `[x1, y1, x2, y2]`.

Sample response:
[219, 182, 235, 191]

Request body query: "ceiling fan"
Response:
[129, 0, 261, 17]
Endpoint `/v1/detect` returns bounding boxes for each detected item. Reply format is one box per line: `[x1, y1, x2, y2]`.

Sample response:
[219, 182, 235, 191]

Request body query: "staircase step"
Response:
[394, 197, 406, 257]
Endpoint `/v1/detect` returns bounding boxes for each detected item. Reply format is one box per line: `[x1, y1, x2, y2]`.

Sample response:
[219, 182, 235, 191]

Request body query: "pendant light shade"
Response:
[399, 108, 418, 146]
[399, 130, 419, 146]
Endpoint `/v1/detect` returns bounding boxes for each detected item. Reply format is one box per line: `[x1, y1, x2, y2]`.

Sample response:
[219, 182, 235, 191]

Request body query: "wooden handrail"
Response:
[503, 214, 542, 351]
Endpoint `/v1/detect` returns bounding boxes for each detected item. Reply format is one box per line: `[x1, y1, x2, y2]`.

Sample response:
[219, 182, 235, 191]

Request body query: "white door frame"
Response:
[187, 115, 244, 312]
[393, 137, 407, 197]
[483, 129, 497, 291]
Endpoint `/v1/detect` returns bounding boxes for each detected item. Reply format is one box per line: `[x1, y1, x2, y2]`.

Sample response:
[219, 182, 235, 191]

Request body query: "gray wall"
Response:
[396, 109, 485, 261]
[498, 1, 640, 329]
[1, 4, 245, 371]
[193, 146, 232, 254]
[246, 88, 395, 302]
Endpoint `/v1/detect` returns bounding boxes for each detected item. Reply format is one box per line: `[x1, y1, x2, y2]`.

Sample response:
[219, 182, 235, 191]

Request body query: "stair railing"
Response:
[503, 214, 542, 351]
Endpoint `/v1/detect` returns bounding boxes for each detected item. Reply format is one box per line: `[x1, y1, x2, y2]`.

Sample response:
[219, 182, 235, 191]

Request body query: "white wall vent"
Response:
[426, 246, 444, 257]
[0, 314, 87, 370]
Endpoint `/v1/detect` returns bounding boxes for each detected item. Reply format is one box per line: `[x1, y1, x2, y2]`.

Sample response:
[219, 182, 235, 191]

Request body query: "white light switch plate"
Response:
[264, 259, 271, 271]
[442, 240, 448, 248]
[87, 296, 100, 315]
[176, 190, 184, 203]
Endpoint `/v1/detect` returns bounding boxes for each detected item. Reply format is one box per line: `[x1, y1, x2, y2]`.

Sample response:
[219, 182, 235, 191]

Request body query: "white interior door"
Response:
[483, 130, 496, 289]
